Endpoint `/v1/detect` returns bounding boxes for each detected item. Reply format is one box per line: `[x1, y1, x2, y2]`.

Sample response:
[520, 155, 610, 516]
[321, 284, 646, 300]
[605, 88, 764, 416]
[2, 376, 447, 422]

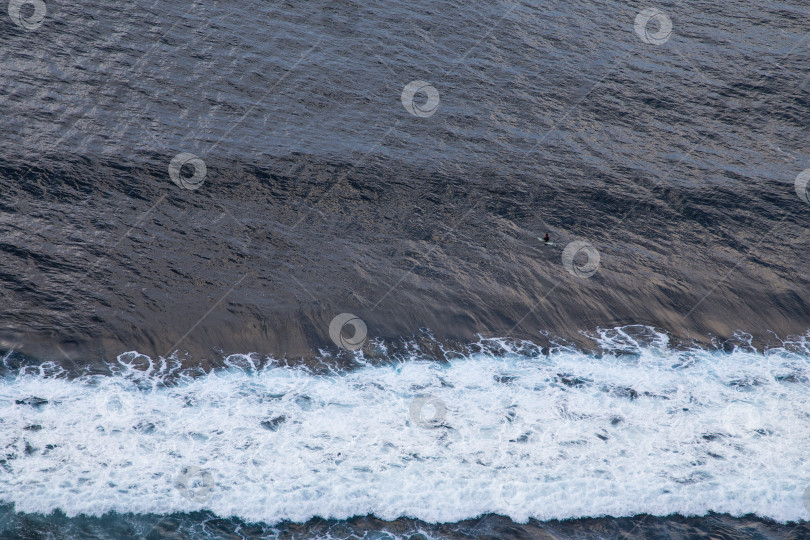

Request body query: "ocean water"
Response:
[2, 0, 810, 537]
[2, 328, 810, 538]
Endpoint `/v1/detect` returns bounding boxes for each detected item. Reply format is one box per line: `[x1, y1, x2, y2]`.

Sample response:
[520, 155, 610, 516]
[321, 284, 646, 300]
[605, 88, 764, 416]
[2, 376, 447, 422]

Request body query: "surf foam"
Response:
[1, 327, 809, 524]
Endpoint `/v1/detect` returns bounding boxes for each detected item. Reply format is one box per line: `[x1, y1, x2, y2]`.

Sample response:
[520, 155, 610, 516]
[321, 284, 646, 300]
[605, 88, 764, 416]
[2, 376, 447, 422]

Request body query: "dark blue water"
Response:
[2, 0, 810, 537]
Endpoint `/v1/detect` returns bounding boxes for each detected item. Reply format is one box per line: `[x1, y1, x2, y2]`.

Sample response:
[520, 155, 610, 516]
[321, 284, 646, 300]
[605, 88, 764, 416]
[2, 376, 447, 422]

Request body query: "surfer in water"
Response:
[543, 233, 550, 243]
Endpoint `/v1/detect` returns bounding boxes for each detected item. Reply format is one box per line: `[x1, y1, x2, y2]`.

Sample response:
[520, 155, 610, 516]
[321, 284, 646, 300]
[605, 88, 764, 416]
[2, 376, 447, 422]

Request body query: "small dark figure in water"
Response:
[543, 233, 550, 243]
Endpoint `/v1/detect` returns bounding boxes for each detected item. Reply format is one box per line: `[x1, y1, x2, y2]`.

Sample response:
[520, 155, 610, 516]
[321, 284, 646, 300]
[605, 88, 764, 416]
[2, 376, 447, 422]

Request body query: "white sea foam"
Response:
[1, 328, 810, 524]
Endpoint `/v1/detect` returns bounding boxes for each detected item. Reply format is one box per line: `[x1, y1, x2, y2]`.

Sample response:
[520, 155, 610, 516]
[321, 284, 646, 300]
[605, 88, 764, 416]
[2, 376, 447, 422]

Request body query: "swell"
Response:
[2, 0, 810, 364]
[1, 152, 809, 365]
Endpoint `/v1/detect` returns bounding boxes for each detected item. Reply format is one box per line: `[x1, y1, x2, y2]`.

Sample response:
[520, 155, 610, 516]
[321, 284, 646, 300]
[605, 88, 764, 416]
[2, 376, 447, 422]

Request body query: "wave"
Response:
[2, 327, 810, 524]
